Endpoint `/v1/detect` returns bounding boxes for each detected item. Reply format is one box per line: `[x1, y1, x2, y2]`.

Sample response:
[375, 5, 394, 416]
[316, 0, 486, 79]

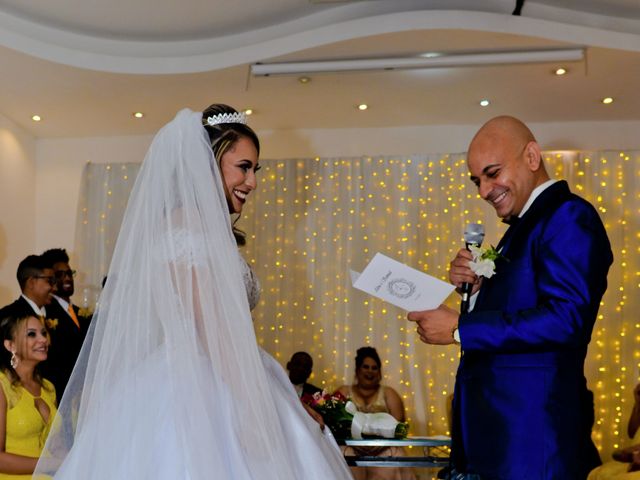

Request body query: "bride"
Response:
[34, 105, 353, 479]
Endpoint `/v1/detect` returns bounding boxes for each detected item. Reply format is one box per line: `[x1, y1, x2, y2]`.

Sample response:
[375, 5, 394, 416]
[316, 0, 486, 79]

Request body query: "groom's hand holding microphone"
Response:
[408, 223, 484, 345]
[450, 249, 482, 298]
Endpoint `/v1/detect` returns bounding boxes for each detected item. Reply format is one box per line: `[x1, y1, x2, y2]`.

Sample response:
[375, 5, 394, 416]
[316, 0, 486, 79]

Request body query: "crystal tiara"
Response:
[205, 112, 247, 127]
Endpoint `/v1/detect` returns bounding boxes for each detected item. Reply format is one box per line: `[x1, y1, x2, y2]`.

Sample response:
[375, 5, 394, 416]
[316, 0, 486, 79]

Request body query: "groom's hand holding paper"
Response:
[407, 304, 461, 345]
[351, 253, 455, 311]
[352, 253, 458, 345]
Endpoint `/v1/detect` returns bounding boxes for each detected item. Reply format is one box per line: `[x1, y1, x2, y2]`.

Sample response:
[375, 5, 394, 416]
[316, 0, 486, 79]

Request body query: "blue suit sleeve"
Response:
[460, 201, 612, 353]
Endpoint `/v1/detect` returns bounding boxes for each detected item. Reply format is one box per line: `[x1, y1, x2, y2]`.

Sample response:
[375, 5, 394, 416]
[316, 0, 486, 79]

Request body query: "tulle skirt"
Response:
[45, 347, 352, 480]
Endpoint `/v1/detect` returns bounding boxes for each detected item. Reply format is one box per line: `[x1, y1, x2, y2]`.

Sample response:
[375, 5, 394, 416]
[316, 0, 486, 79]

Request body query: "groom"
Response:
[409, 116, 612, 479]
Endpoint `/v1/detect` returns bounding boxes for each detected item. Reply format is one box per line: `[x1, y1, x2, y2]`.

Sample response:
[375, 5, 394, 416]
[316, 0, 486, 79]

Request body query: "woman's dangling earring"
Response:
[10, 351, 18, 369]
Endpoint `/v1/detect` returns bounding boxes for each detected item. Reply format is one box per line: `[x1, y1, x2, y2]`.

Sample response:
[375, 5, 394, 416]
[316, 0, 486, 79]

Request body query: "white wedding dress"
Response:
[34, 109, 353, 479]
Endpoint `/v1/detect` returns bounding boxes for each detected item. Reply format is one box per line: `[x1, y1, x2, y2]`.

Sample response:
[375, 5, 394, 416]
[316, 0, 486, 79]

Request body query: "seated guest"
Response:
[286, 352, 326, 428]
[336, 346, 416, 480]
[287, 351, 322, 398]
[40, 248, 92, 399]
[0, 256, 55, 322]
[588, 382, 640, 479]
[0, 314, 57, 478]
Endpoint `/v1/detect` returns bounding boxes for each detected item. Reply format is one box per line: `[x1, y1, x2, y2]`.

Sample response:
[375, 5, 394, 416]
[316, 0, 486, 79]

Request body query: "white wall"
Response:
[34, 134, 153, 258]
[0, 113, 36, 305]
[29, 118, 640, 285]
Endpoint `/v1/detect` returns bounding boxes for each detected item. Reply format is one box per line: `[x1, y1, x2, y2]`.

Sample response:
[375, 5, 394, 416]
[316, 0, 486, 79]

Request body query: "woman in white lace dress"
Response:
[34, 105, 353, 479]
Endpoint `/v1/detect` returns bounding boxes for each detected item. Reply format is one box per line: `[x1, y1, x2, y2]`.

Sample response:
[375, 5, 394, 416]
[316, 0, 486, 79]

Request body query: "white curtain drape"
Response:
[73, 162, 140, 309]
[74, 150, 639, 459]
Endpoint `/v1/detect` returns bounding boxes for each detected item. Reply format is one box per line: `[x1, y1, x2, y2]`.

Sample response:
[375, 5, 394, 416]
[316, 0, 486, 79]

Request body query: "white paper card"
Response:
[351, 253, 455, 311]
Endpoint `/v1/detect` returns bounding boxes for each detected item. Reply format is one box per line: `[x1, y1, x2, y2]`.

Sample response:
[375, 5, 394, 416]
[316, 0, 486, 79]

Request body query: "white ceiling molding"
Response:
[0, 3, 640, 74]
[251, 48, 585, 76]
[0, 0, 638, 138]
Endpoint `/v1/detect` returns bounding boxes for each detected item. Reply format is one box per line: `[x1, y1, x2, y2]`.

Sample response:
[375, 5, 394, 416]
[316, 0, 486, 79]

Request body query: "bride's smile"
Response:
[219, 136, 260, 214]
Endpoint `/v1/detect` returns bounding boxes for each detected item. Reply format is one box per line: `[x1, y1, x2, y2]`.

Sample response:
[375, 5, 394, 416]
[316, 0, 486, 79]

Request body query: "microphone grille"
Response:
[464, 223, 485, 246]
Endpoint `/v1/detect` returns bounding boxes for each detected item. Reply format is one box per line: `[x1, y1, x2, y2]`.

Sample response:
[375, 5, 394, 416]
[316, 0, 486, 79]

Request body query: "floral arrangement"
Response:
[468, 244, 506, 279]
[301, 390, 409, 439]
[302, 391, 353, 438]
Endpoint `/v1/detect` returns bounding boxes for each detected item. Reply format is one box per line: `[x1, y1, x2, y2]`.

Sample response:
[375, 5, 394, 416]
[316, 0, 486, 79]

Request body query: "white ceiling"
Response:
[0, 0, 639, 138]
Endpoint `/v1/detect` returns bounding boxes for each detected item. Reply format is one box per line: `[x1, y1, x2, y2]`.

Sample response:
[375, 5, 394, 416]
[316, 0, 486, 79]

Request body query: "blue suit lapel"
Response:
[476, 181, 572, 307]
[498, 181, 571, 256]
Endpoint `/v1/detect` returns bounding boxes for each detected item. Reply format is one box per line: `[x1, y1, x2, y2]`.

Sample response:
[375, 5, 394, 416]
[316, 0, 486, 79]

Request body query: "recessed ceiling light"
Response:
[602, 97, 614, 105]
[554, 67, 567, 76]
[357, 104, 368, 111]
[31, 115, 41, 122]
[298, 76, 311, 84]
[479, 99, 490, 107]
[133, 112, 144, 119]
[243, 108, 253, 116]
[421, 52, 441, 58]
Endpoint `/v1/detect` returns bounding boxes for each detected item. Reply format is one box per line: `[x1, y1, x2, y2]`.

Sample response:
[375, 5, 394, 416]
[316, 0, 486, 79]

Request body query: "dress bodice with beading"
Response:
[239, 256, 260, 311]
[159, 227, 260, 310]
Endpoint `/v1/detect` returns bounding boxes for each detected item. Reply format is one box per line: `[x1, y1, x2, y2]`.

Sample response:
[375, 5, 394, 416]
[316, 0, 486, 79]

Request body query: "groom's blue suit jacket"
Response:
[452, 181, 612, 479]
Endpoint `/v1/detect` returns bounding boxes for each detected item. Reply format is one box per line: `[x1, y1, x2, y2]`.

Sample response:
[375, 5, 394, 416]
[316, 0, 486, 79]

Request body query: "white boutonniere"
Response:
[468, 245, 506, 279]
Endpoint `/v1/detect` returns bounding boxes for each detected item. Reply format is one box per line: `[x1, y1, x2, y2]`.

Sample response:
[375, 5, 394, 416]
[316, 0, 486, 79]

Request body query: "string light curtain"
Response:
[74, 151, 639, 459]
[241, 153, 493, 441]
[73, 162, 140, 309]
[543, 151, 640, 457]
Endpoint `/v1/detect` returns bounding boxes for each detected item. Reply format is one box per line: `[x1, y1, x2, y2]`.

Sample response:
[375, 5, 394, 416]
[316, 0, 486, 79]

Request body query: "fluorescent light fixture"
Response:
[252, 48, 584, 76]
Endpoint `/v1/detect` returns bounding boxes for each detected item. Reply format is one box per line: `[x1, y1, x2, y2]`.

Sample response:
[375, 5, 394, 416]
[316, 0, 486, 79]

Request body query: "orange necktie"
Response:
[68, 304, 80, 329]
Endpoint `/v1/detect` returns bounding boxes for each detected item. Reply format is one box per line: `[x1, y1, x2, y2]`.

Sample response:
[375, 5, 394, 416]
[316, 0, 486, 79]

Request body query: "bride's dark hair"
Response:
[202, 104, 260, 246]
[202, 104, 260, 157]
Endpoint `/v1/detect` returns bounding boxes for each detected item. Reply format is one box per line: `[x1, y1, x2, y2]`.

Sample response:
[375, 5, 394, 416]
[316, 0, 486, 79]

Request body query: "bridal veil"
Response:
[34, 109, 352, 479]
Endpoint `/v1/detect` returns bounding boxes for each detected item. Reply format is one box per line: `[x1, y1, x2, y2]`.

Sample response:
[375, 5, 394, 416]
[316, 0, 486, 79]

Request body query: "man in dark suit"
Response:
[0, 254, 55, 321]
[408, 116, 612, 479]
[40, 248, 92, 399]
[287, 351, 322, 398]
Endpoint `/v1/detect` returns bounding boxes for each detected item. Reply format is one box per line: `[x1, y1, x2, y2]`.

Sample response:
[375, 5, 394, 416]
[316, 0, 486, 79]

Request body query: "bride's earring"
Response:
[10, 351, 18, 369]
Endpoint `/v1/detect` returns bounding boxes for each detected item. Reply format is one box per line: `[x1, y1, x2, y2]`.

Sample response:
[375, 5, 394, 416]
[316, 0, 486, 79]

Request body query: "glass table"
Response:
[339, 436, 451, 468]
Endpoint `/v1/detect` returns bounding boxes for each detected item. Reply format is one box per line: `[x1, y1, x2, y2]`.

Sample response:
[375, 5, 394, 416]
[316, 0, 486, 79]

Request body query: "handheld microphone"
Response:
[460, 223, 485, 314]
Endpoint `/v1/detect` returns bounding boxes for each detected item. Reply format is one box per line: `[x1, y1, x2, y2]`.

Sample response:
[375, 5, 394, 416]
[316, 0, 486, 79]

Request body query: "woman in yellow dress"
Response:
[0, 314, 56, 479]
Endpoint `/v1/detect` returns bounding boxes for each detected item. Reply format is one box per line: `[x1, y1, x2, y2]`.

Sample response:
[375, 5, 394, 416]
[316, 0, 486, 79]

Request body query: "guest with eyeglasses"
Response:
[40, 248, 92, 399]
[0, 255, 55, 331]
